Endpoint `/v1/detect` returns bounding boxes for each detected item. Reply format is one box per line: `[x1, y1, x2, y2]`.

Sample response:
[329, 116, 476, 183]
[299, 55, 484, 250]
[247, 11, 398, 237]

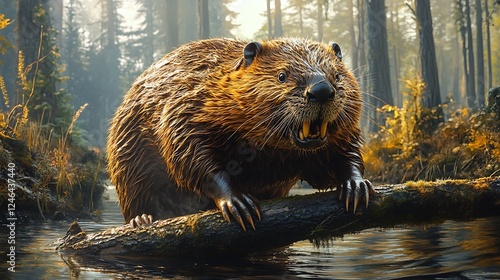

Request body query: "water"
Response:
[2, 187, 500, 279]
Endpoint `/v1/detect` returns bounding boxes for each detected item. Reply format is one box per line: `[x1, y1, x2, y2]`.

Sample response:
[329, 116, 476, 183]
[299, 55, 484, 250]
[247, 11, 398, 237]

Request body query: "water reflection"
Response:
[287, 218, 500, 279]
[1, 187, 500, 279]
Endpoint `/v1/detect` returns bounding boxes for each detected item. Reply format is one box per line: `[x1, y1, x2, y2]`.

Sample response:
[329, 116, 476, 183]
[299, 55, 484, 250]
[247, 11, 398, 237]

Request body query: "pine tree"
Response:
[484, 0, 493, 89]
[367, 0, 393, 132]
[16, 0, 73, 131]
[83, 0, 123, 147]
[317, 0, 324, 41]
[178, 0, 198, 43]
[199, 0, 210, 38]
[209, 0, 238, 37]
[415, 0, 443, 114]
[63, 0, 89, 111]
[456, 0, 477, 109]
[266, 0, 273, 38]
[274, 0, 284, 37]
[139, 0, 155, 67]
[465, 0, 476, 109]
[475, 0, 485, 107]
[166, 0, 179, 52]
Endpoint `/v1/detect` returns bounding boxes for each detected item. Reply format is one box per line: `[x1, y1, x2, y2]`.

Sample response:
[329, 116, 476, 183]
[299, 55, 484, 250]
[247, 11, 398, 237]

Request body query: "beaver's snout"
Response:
[292, 76, 337, 150]
[306, 80, 335, 104]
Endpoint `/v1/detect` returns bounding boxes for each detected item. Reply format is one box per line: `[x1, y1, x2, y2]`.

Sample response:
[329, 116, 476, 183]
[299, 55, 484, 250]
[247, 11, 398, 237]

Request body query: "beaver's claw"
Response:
[216, 194, 261, 231]
[338, 178, 375, 213]
[129, 214, 153, 228]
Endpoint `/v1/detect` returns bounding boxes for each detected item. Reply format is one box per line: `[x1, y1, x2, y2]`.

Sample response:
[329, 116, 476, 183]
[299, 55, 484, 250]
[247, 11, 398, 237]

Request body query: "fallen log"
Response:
[56, 177, 500, 257]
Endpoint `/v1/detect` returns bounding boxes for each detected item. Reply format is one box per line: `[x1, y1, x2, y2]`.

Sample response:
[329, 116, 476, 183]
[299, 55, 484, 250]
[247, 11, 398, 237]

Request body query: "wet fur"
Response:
[107, 38, 365, 223]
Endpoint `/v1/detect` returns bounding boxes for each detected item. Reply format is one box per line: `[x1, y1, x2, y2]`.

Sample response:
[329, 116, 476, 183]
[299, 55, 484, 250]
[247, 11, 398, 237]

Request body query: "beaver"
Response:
[107, 38, 374, 230]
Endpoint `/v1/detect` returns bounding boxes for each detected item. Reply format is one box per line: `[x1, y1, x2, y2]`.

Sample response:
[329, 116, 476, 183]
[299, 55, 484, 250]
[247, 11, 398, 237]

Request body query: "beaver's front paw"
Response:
[214, 193, 261, 231]
[129, 214, 153, 228]
[206, 171, 261, 231]
[338, 178, 375, 213]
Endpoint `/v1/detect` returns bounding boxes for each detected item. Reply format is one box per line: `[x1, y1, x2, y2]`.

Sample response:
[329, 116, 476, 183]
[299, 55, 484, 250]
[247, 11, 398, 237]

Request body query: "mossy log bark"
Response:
[57, 177, 500, 257]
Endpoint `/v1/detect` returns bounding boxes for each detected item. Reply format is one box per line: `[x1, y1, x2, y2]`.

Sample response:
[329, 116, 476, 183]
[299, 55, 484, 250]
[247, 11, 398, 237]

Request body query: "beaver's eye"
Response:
[335, 73, 340, 82]
[278, 72, 287, 83]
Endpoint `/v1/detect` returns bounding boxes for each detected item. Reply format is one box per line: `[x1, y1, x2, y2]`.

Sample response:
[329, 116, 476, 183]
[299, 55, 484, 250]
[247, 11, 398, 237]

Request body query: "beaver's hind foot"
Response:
[129, 214, 153, 228]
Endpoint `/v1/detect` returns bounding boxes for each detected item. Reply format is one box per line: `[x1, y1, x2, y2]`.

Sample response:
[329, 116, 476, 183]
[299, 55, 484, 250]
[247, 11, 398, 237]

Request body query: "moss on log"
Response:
[57, 177, 500, 257]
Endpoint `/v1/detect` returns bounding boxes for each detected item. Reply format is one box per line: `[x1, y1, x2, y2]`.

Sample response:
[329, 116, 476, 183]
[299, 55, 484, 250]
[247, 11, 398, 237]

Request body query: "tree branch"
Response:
[406, 2, 417, 18]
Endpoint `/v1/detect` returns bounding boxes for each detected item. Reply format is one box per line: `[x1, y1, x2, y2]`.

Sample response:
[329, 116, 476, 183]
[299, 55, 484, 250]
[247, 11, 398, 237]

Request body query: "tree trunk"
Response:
[105, 0, 117, 50]
[103, 0, 121, 127]
[46, 0, 63, 40]
[266, 0, 273, 38]
[366, 0, 393, 133]
[357, 0, 369, 135]
[298, 0, 304, 36]
[457, 0, 470, 108]
[274, 0, 284, 37]
[393, 47, 401, 106]
[390, 9, 401, 107]
[357, 0, 367, 90]
[144, 0, 155, 66]
[317, 0, 323, 41]
[476, 0, 485, 107]
[166, 0, 179, 52]
[178, 0, 197, 43]
[415, 0, 443, 122]
[56, 177, 500, 257]
[484, 0, 492, 89]
[198, 0, 210, 39]
[465, 0, 476, 109]
[348, 0, 358, 75]
[452, 34, 461, 104]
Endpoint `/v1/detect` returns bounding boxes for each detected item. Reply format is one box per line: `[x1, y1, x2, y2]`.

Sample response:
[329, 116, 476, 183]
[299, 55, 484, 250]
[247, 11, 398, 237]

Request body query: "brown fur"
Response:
[107, 38, 367, 224]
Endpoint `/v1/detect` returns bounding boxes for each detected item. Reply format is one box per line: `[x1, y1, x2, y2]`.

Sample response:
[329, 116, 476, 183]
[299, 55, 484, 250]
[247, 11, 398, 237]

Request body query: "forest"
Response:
[0, 0, 499, 220]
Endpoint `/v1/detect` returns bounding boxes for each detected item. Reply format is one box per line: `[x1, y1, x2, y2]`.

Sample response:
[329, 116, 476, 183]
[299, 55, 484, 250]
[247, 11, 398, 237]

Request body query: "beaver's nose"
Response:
[307, 81, 335, 104]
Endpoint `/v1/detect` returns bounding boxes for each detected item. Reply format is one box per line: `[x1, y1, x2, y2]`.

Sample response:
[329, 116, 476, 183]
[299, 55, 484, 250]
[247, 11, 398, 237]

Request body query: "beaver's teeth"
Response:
[320, 122, 328, 138]
[302, 121, 310, 138]
[299, 130, 305, 141]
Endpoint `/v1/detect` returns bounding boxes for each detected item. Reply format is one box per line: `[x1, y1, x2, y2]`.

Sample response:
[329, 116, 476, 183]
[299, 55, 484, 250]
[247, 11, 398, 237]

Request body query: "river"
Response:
[1, 187, 500, 279]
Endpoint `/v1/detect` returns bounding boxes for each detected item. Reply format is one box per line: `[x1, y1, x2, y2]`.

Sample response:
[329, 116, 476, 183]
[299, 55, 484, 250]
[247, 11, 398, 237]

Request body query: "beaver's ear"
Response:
[244, 42, 263, 66]
[331, 42, 342, 61]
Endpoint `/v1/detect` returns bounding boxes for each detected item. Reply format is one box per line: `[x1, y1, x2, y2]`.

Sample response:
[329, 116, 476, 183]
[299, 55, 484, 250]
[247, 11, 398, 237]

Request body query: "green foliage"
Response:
[26, 4, 73, 134]
[364, 76, 500, 183]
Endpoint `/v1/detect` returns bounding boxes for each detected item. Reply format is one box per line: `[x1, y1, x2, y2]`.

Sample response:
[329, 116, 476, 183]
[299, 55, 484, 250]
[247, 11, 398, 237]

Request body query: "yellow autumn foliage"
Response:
[364, 76, 500, 183]
[0, 14, 11, 55]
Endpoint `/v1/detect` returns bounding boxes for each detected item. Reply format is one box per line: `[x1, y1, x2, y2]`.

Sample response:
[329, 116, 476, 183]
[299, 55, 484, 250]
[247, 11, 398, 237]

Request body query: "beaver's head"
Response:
[207, 38, 362, 151]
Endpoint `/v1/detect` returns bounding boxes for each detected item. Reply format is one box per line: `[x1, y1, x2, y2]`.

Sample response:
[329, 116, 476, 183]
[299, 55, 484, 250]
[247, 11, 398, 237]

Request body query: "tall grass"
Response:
[1, 15, 104, 218]
[1, 43, 92, 216]
[55, 103, 88, 199]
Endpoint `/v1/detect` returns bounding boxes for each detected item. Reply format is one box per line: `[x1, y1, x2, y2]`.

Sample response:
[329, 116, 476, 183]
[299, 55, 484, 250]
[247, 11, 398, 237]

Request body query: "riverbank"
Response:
[0, 130, 107, 222]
